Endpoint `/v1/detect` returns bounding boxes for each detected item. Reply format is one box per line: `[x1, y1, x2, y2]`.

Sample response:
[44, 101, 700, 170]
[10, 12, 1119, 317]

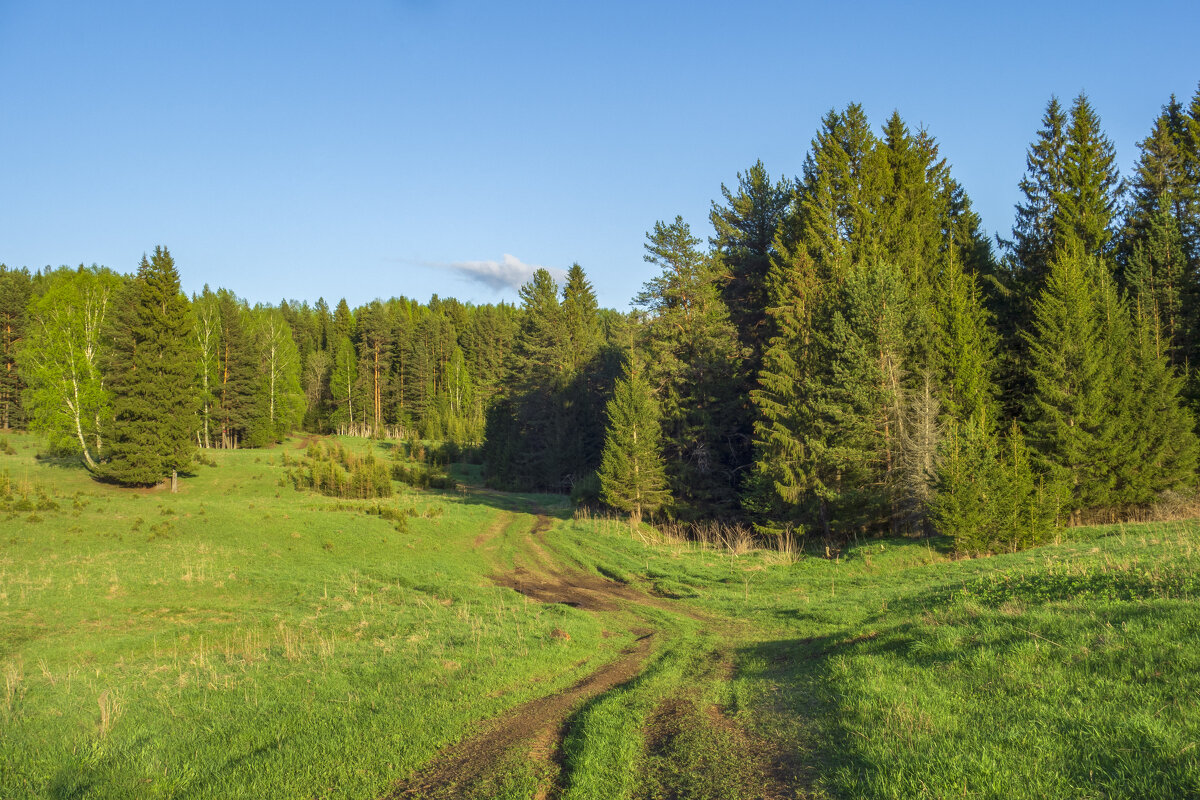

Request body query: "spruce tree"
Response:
[710, 161, 792, 371]
[560, 264, 606, 485]
[1121, 97, 1199, 368]
[0, 265, 32, 429]
[1056, 94, 1122, 258]
[598, 352, 669, 527]
[795, 104, 888, 278]
[636, 216, 744, 519]
[1023, 248, 1117, 519]
[216, 291, 255, 447]
[1010, 97, 1069, 289]
[1110, 303, 1199, 505]
[796, 259, 908, 536]
[933, 251, 1000, 428]
[104, 247, 196, 488]
[750, 245, 819, 524]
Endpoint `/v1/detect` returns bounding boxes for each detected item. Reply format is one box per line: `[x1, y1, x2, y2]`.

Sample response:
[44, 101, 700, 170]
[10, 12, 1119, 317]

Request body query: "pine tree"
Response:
[104, 247, 196, 488]
[0, 265, 32, 429]
[599, 352, 669, 527]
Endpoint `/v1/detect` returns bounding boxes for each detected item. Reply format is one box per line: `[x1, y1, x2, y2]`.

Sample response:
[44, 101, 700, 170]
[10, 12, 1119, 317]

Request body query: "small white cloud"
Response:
[440, 254, 567, 292]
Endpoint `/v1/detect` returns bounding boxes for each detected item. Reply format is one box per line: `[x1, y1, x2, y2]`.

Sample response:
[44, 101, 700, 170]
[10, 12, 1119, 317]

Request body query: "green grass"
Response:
[551, 518, 1200, 798]
[3, 431, 1199, 798]
[0, 434, 634, 799]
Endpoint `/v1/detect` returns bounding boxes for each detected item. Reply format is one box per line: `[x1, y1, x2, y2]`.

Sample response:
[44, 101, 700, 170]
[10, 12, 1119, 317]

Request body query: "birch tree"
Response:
[19, 267, 121, 469]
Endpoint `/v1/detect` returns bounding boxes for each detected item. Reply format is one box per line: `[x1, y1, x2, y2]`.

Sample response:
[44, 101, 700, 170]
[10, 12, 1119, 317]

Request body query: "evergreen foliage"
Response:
[931, 420, 1059, 555]
[289, 440, 394, 499]
[598, 352, 669, 526]
[215, 291, 256, 448]
[637, 217, 744, 519]
[7, 90, 1198, 532]
[103, 247, 197, 486]
[0, 265, 32, 429]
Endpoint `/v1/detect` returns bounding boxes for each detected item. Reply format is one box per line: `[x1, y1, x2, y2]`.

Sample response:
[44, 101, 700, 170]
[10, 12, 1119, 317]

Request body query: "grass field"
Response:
[2, 432, 1198, 798]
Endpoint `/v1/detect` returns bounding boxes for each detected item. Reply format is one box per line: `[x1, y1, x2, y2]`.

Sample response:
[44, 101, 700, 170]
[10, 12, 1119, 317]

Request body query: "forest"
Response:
[3, 86, 1200, 555]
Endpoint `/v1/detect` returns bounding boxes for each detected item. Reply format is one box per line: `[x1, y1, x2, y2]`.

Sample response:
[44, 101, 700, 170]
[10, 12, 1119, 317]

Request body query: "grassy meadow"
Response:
[2, 432, 1198, 798]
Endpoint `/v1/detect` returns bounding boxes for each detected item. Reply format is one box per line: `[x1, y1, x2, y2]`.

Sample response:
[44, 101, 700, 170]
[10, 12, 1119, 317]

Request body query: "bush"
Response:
[290, 441, 393, 499]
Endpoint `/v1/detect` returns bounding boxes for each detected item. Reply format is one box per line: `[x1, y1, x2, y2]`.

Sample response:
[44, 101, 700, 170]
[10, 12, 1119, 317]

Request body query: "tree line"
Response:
[597, 86, 1200, 551]
[2, 84, 1199, 553]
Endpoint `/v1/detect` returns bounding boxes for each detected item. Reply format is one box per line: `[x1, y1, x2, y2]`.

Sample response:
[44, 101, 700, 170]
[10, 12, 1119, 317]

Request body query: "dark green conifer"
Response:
[1023, 248, 1116, 519]
[216, 291, 256, 448]
[637, 217, 744, 519]
[933, 251, 1000, 428]
[710, 161, 792, 370]
[1010, 97, 1068, 288]
[104, 247, 196, 488]
[1110, 303, 1199, 505]
[750, 246, 819, 521]
[0, 265, 32, 429]
[1056, 94, 1122, 258]
[598, 352, 669, 527]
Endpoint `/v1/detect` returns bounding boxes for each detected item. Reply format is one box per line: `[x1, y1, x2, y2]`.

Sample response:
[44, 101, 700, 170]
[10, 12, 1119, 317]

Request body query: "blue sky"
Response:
[1, 1, 1197, 310]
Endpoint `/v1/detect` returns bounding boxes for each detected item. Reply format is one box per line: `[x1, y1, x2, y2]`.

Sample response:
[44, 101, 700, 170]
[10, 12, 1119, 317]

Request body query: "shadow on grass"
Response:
[745, 600, 1199, 799]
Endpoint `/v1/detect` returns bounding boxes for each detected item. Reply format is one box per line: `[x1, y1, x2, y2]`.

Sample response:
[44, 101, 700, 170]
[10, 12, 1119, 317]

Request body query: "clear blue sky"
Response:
[2, 1, 1197, 310]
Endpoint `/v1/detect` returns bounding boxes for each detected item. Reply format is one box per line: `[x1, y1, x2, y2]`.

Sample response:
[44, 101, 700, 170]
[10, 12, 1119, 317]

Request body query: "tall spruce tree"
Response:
[1056, 94, 1123, 258]
[1121, 96, 1199, 369]
[637, 216, 744, 519]
[104, 247, 196, 488]
[1023, 248, 1119, 519]
[0, 265, 32, 429]
[598, 351, 669, 527]
[933, 251, 1000, 428]
[216, 291, 255, 448]
[1108, 300, 1199, 505]
[750, 246, 819, 523]
[1010, 97, 1069, 291]
[796, 259, 909, 536]
[710, 161, 793, 372]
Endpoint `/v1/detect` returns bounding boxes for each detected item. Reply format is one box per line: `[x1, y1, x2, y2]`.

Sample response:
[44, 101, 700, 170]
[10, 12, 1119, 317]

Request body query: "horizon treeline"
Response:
[3, 84, 1200, 550]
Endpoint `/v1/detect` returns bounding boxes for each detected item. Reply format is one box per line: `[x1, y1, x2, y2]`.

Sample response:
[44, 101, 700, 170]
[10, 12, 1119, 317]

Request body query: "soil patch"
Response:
[493, 515, 714, 622]
[383, 632, 655, 799]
